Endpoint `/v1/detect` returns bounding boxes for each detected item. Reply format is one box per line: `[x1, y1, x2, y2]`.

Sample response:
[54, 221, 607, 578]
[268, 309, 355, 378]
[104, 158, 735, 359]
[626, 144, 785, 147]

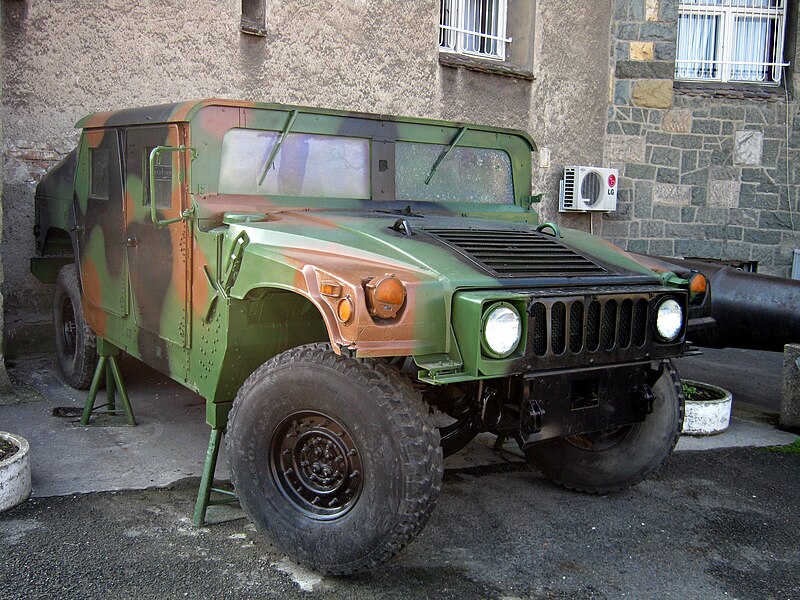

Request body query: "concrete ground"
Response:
[1, 350, 798, 598]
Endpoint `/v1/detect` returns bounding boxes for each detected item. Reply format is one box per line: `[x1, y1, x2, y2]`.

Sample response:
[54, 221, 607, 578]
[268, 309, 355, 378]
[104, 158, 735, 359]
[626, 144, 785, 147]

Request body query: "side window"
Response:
[675, 0, 788, 84]
[142, 146, 174, 209]
[438, 0, 535, 75]
[89, 147, 110, 200]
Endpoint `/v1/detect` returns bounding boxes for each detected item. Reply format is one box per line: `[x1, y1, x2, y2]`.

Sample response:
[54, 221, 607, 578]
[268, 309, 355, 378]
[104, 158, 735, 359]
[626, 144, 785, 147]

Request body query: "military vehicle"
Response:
[32, 99, 701, 574]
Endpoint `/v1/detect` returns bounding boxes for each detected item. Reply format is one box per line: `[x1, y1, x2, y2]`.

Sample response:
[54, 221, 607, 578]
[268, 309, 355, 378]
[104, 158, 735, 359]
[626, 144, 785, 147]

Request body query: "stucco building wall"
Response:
[1, 0, 612, 356]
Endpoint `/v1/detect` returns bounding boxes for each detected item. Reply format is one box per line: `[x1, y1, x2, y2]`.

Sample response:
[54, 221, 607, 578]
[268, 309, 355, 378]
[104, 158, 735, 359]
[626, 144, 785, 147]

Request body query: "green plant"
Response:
[765, 438, 800, 454]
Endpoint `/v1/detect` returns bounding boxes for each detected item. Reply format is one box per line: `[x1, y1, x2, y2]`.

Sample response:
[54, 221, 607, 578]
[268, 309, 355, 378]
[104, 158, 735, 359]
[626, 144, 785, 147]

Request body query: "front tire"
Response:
[53, 264, 97, 389]
[226, 344, 443, 574]
[525, 361, 684, 493]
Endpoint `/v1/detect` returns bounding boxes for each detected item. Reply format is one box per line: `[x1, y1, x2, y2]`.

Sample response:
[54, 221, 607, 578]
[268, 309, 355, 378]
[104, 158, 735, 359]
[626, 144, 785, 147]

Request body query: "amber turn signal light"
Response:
[688, 272, 708, 305]
[337, 297, 354, 323]
[365, 275, 406, 319]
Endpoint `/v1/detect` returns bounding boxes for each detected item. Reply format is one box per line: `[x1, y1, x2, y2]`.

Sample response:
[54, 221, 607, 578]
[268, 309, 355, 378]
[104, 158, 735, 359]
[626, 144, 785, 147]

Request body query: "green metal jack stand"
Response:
[81, 338, 136, 427]
[193, 427, 238, 526]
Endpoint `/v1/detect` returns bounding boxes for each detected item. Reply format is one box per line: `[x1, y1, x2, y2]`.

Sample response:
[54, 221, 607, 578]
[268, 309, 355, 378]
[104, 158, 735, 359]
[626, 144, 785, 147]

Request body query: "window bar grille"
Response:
[676, 0, 789, 84]
[439, 0, 511, 61]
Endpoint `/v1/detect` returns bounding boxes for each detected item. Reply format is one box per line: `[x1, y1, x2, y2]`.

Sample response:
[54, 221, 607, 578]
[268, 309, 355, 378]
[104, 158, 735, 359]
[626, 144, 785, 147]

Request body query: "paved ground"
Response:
[1, 447, 798, 599]
[1, 351, 798, 598]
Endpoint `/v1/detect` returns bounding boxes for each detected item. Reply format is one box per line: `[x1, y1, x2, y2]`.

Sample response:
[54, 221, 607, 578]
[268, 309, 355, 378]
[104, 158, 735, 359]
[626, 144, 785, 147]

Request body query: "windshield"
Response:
[219, 129, 370, 198]
[396, 142, 513, 204]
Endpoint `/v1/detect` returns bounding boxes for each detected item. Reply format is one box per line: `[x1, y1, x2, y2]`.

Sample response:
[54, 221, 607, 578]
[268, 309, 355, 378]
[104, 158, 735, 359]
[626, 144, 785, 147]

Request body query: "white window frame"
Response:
[439, 0, 511, 61]
[675, 0, 790, 85]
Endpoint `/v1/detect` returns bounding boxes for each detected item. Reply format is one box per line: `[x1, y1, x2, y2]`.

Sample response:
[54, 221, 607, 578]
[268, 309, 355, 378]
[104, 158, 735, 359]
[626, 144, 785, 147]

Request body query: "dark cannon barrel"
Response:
[632, 254, 800, 352]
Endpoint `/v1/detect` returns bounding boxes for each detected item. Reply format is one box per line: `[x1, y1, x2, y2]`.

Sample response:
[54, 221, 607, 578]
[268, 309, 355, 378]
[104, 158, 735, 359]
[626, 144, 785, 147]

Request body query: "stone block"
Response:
[691, 186, 707, 206]
[680, 167, 709, 186]
[626, 163, 657, 179]
[642, 220, 665, 237]
[614, 80, 632, 105]
[632, 79, 674, 108]
[652, 203, 681, 221]
[646, 0, 660, 21]
[617, 22, 641, 40]
[661, 109, 692, 133]
[621, 122, 643, 135]
[605, 135, 646, 163]
[628, 239, 649, 253]
[692, 119, 721, 135]
[728, 208, 759, 228]
[671, 134, 702, 149]
[681, 206, 697, 222]
[646, 131, 671, 145]
[743, 229, 781, 245]
[648, 110, 663, 124]
[709, 166, 738, 180]
[656, 167, 680, 184]
[654, 42, 676, 61]
[680, 150, 697, 172]
[759, 211, 795, 230]
[695, 207, 729, 223]
[734, 130, 763, 166]
[617, 60, 676, 80]
[675, 239, 723, 257]
[649, 239, 674, 255]
[708, 180, 740, 208]
[631, 0, 645, 20]
[630, 41, 655, 61]
[651, 146, 681, 167]
[641, 22, 677, 42]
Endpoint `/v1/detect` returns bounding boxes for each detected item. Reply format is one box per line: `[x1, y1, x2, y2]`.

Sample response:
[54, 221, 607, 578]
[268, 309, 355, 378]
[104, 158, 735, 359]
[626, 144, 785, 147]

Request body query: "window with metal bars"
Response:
[439, 0, 511, 61]
[675, 0, 789, 84]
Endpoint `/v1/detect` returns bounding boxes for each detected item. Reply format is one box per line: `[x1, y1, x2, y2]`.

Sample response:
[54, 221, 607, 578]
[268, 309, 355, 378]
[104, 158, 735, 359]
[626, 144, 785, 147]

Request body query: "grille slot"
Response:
[552, 302, 566, 355]
[526, 294, 655, 362]
[618, 299, 633, 348]
[569, 301, 584, 353]
[633, 299, 648, 347]
[531, 302, 548, 357]
[423, 228, 609, 278]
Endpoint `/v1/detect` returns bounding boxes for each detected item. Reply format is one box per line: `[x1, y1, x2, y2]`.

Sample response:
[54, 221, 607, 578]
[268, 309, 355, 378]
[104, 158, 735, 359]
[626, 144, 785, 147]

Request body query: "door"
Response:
[74, 129, 127, 318]
[124, 125, 190, 351]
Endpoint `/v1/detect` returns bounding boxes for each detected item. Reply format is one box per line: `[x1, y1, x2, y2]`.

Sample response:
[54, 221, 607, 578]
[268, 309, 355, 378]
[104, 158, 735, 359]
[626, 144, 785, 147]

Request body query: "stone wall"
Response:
[1, 0, 612, 356]
[603, 0, 800, 277]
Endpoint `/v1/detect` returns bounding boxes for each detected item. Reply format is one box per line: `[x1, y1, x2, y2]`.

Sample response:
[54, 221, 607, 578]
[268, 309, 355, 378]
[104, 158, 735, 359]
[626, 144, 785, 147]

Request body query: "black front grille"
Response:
[423, 228, 609, 278]
[528, 293, 655, 362]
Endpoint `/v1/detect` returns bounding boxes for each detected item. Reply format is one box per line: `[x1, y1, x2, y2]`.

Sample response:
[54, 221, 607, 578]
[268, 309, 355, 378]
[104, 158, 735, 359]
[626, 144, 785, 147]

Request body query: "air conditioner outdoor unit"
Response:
[559, 166, 618, 212]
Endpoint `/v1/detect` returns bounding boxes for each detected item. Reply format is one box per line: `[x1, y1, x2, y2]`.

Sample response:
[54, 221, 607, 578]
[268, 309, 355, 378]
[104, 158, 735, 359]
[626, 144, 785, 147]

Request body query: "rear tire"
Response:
[525, 361, 684, 493]
[53, 264, 97, 389]
[226, 343, 443, 574]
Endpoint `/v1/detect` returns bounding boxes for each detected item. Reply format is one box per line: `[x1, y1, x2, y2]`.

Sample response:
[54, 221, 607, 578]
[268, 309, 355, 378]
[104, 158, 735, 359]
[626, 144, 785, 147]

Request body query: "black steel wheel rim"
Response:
[565, 425, 634, 452]
[60, 296, 78, 360]
[270, 410, 363, 520]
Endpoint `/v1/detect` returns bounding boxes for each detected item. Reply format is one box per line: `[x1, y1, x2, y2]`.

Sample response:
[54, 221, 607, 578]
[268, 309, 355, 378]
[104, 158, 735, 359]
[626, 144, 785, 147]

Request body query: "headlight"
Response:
[482, 303, 522, 357]
[655, 298, 683, 342]
[365, 275, 406, 319]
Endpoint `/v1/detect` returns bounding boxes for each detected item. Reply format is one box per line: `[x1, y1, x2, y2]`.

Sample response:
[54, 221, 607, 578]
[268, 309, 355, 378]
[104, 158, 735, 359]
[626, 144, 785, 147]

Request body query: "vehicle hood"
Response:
[224, 207, 662, 289]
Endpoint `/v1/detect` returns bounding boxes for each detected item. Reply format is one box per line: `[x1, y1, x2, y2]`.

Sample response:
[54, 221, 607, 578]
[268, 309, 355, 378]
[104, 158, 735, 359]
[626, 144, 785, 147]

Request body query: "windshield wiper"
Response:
[257, 109, 299, 187]
[425, 126, 467, 185]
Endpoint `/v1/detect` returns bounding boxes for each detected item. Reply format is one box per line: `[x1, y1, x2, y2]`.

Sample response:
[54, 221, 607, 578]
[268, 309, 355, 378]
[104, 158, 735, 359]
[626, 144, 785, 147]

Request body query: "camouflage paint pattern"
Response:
[34, 99, 688, 427]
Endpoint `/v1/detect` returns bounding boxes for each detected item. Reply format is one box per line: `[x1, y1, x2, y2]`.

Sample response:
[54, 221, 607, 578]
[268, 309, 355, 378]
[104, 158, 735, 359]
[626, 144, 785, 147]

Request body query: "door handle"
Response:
[125, 237, 138, 247]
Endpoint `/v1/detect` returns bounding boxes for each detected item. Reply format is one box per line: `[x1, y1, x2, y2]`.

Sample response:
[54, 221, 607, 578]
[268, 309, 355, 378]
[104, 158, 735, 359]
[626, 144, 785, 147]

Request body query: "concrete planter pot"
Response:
[0, 432, 32, 512]
[682, 380, 733, 436]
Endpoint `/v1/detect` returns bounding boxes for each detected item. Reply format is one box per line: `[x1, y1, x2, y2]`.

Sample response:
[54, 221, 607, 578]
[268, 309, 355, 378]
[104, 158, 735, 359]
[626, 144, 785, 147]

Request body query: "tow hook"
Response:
[520, 398, 545, 435]
[636, 384, 656, 414]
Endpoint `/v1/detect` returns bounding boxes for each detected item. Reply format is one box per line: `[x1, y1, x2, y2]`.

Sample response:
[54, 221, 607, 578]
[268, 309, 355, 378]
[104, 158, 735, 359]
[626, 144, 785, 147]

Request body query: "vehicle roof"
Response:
[74, 98, 536, 150]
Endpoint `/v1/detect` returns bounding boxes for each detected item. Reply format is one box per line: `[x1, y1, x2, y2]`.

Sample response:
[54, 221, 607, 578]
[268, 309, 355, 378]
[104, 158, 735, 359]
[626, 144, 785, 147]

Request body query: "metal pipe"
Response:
[633, 254, 800, 352]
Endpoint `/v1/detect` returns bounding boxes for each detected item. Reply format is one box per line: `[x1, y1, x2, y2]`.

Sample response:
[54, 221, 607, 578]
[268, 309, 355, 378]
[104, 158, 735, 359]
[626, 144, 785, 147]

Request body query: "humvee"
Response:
[32, 99, 700, 574]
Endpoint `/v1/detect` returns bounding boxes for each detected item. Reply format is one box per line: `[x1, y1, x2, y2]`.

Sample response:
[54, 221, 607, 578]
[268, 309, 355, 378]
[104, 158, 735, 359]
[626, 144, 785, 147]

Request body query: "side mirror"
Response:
[148, 145, 197, 228]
